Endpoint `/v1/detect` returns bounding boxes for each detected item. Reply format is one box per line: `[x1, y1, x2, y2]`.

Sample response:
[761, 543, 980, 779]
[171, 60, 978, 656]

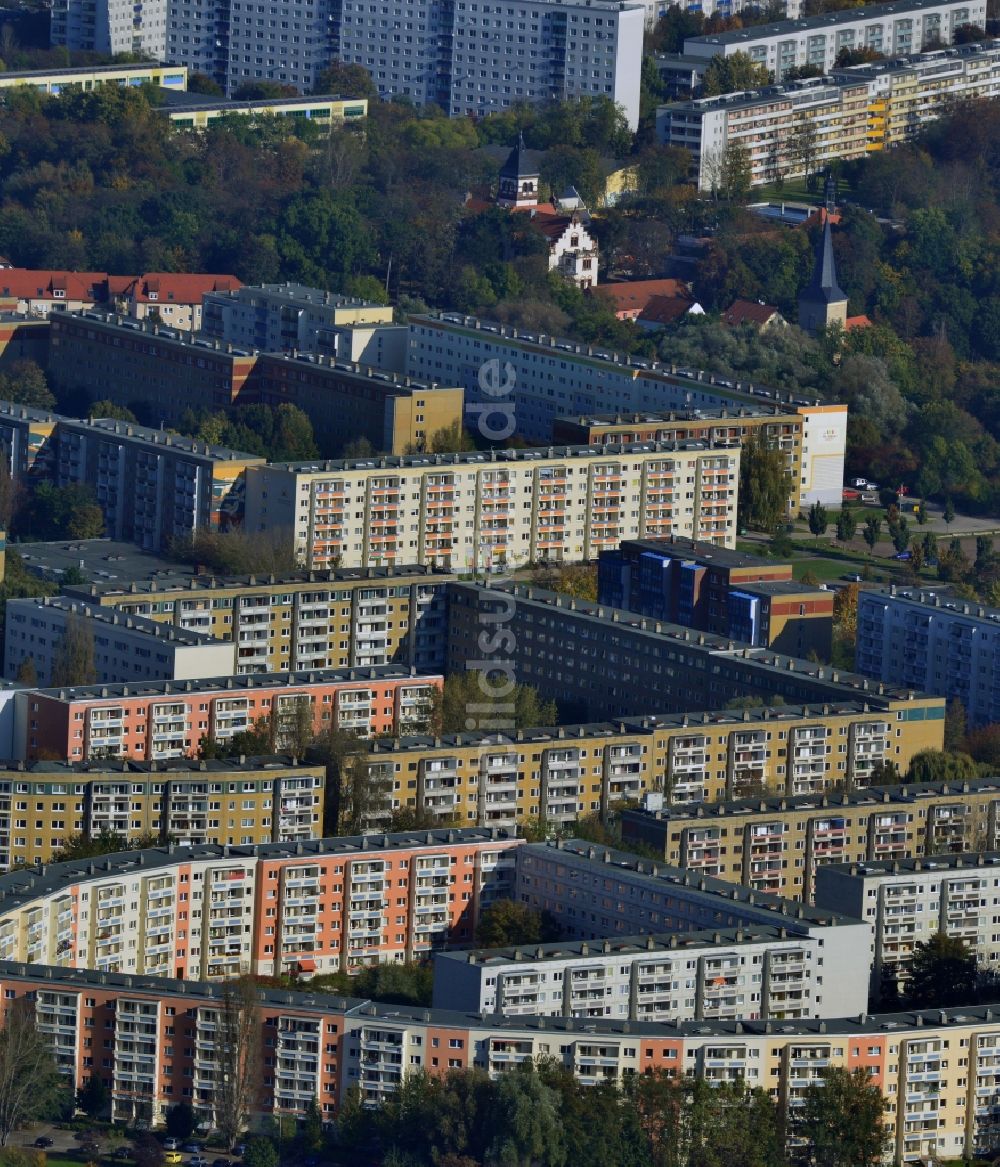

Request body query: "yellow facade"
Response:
[165, 96, 368, 131]
[0, 64, 189, 94]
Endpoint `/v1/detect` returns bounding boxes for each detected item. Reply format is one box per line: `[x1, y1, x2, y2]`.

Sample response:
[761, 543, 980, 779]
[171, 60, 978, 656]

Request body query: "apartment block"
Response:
[621, 776, 1000, 902]
[444, 580, 945, 726]
[406, 312, 846, 506]
[67, 564, 454, 676]
[50, 0, 168, 57]
[552, 406, 813, 511]
[434, 922, 867, 1023]
[352, 702, 939, 833]
[201, 284, 393, 353]
[0, 62, 189, 95]
[815, 852, 1000, 993]
[0, 827, 521, 981]
[48, 312, 256, 423]
[599, 537, 833, 657]
[0, 402, 60, 479]
[659, 40, 1000, 191]
[12, 665, 441, 763]
[857, 585, 1000, 728]
[0, 756, 326, 868]
[244, 442, 739, 572]
[682, 0, 986, 78]
[3, 596, 236, 686]
[159, 93, 368, 131]
[252, 354, 465, 456]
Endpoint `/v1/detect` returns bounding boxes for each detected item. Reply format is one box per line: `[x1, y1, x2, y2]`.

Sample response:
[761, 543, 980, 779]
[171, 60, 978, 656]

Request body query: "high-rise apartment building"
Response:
[51, 0, 168, 56]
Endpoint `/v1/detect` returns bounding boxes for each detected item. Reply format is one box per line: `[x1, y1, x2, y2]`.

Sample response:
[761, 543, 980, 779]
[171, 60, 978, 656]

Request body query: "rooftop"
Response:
[157, 91, 361, 114]
[206, 281, 383, 310]
[24, 664, 440, 704]
[622, 776, 1000, 824]
[826, 851, 1000, 879]
[412, 311, 828, 412]
[0, 754, 323, 777]
[0, 61, 181, 80]
[15, 538, 198, 587]
[686, 0, 984, 45]
[615, 535, 787, 571]
[557, 405, 803, 428]
[863, 585, 1000, 625]
[9, 596, 227, 647]
[66, 414, 263, 462]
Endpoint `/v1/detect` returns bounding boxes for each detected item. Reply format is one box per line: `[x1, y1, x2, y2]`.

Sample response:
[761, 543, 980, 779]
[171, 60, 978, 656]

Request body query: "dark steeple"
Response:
[497, 132, 539, 208]
[798, 220, 848, 334]
[500, 132, 535, 180]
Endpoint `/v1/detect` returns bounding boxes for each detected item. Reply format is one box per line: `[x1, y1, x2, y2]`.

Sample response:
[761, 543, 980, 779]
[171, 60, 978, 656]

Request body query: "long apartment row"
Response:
[0, 833, 994, 1164]
[0, 757, 328, 870]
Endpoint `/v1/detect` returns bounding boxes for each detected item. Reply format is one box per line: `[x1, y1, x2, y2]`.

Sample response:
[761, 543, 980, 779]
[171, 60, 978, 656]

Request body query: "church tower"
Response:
[497, 132, 539, 209]
[798, 220, 848, 335]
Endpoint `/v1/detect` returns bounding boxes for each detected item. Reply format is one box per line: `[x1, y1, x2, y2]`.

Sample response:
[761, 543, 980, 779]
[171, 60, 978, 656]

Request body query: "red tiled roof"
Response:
[595, 279, 690, 316]
[801, 207, 843, 230]
[130, 273, 241, 304]
[638, 295, 694, 326]
[0, 269, 111, 302]
[845, 314, 872, 331]
[722, 299, 782, 327]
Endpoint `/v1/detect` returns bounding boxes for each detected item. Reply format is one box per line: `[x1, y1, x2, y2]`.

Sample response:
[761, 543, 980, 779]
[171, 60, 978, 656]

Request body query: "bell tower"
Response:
[497, 132, 539, 209]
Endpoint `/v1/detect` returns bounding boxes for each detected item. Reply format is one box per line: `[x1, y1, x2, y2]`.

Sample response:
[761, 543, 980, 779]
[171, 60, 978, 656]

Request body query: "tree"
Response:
[312, 61, 376, 98]
[132, 1135, 165, 1167]
[0, 360, 54, 410]
[702, 51, 770, 96]
[431, 672, 558, 736]
[428, 420, 474, 454]
[484, 1065, 566, 1167]
[87, 400, 137, 422]
[0, 998, 68, 1145]
[241, 1139, 278, 1167]
[475, 898, 561, 948]
[797, 1067, 888, 1167]
[891, 515, 910, 554]
[862, 515, 881, 555]
[165, 1101, 195, 1139]
[50, 611, 97, 687]
[338, 752, 393, 834]
[788, 118, 819, 182]
[738, 429, 790, 532]
[833, 582, 858, 638]
[916, 499, 927, 525]
[906, 749, 977, 785]
[13, 657, 35, 686]
[216, 978, 261, 1151]
[836, 507, 856, 543]
[76, 1074, 109, 1119]
[943, 496, 956, 526]
[807, 500, 828, 540]
[905, 932, 979, 1008]
[944, 697, 967, 752]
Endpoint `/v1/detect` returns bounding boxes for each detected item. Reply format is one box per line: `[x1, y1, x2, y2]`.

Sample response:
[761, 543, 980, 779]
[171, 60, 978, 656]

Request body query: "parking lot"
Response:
[22, 1124, 245, 1167]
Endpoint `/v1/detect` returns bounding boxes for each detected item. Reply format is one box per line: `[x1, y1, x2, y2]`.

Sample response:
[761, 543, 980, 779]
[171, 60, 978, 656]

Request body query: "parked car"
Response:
[894, 550, 912, 560]
[842, 572, 863, 582]
[163, 1140, 180, 1151]
[232, 1146, 246, 1159]
[113, 1148, 131, 1160]
[850, 477, 869, 489]
[164, 1154, 183, 1165]
[81, 1144, 102, 1158]
[182, 1145, 202, 1155]
[189, 1156, 210, 1167]
[211, 1158, 232, 1167]
[34, 1138, 54, 1149]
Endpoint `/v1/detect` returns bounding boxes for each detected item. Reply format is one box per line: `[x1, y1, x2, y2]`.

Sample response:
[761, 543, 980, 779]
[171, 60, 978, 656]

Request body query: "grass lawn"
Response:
[751, 176, 815, 204]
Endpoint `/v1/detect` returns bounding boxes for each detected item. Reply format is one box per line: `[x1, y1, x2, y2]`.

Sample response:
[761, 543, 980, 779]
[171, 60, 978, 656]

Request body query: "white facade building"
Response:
[815, 853, 1000, 991]
[857, 586, 1000, 729]
[405, 311, 846, 506]
[3, 597, 236, 686]
[434, 923, 867, 1022]
[243, 441, 739, 570]
[683, 0, 986, 79]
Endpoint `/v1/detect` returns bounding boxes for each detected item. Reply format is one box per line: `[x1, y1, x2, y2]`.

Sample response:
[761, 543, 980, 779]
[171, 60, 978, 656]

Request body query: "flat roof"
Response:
[65, 562, 456, 601]
[26, 664, 440, 704]
[439, 923, 826, 967]
[557, 406, 801, 426]
[686, 0, 982, 45]
[269, 439, 733, 475]
[453, 581, 937, 706]
[16, 540, 197, 587]
[616, 536, 784, 571]
[0, 754, 322, 777]
[0, 827, 520, 912]
[412, 311, 831, 412]
[157, 90, 359, 113]
[0, 61, 177, 79]
[367, 701, 905, 754]
[863, 585, 1000, 624]
[821, 851, 1000, 879]
[206, 282, 380, 309]
[8, 596, 227, 647]
[736, 580, 830, 597]
[622, 776, 1000, 825]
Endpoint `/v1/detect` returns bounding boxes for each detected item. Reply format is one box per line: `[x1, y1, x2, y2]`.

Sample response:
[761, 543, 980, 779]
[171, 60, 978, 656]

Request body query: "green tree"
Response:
[0, 998, 69, 1145]
[906, 748, 977, 785]
[0, 360, 54, 410]
[217, 977, 262, 1151]
[484, 1064, 567, 1167]
[75, 1074, 109, 1119]
[836, 507, 856, 542]
[808, 500, 828, 540]
[312, 61, 376, 97]
[905, 932, 979, 1008]
[798, 1067, 887, 1167]
[241, 1138, 278, 1167]
[432, 672, 558, 736]
[87, 400, 137, 421]
[916, 499, 927, 525]
[475, 898, 561, 948]
[943, 496, 956, 525]
[13, 657, 36, 686]
[428, 420, 474, 454]
[862, 515, 881, 555]
[165, 1101, 195, 1139]
[738, 429, 790, 532]
[702, 51, 771, 96]
[338, 752, 393, 834]
[891, 514, 910, 554]
[50, 610, 97, 687]
[944, 697, 967, 751]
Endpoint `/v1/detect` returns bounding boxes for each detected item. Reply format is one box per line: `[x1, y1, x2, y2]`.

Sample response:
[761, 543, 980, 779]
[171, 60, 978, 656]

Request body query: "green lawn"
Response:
[751, 176, 815, 204]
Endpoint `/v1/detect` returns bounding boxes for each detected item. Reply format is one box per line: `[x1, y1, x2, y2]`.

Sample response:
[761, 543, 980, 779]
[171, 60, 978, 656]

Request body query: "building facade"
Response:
[445, 580, 945, 724]
[50, 0, 168, 57]
[12, 666, 441, 762]
[0, 62, 189, 95]
[0, 756, 326, 868]
[405, 312, 847, 506]
[815, 852, 1000, 994]
[67, 564, 454, 676]
[3, 597, 237, 686]
[243, 442, 740, 572]
[349, 703, 940, 832]
[598, 537, 833, 657]
[659, 41, 1000, 190]
[857, 585, 1000, 728]
[682, 0, 987, 78]
[621, 776, 1000, 902]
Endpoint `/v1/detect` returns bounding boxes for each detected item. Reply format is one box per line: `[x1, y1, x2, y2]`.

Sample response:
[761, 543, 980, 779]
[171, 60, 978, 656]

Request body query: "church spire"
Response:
[497, 132, 539, 208]
[798, 220, 848, 335]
